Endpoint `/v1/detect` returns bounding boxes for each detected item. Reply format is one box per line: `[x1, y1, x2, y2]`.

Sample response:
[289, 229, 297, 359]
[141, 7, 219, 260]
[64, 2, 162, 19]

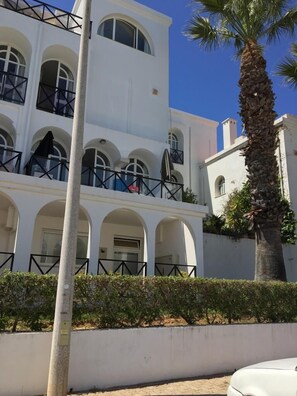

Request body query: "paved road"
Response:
[70, 374, 231, 395]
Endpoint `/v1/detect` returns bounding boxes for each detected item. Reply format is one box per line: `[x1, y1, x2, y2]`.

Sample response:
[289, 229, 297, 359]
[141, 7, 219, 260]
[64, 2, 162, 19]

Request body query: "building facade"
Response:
[1, 0, 296, 281]
[0, 0, 219, 277]
[200, 114, 297, 281]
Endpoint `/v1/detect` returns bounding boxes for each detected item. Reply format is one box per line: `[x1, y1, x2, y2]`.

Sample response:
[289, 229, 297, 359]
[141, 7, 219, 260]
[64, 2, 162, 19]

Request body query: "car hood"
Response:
[242, 357, 297, 371]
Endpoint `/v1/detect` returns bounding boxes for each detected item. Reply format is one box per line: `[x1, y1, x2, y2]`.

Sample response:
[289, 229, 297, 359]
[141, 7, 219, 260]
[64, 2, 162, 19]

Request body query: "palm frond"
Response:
[186, 16, 223, 50]
[266, 8, 297, 41]
[290, 42, 297, 57]
[266, 0, 291, 19]
[276, 57, 297, 88]
[192, 0, 227, 15]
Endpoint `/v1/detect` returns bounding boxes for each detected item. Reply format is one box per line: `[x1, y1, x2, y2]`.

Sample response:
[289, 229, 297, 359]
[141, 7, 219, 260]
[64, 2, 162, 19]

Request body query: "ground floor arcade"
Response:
[0, 172, 207, 277]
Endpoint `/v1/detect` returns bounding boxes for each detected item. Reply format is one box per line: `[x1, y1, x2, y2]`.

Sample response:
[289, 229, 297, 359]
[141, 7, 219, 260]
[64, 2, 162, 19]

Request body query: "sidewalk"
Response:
[70, 374, 231, 395]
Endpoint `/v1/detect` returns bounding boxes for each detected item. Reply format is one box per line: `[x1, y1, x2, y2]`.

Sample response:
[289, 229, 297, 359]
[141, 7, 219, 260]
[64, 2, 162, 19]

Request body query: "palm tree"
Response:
[186, 0, 297, 281]
[277, 42, 297, 88]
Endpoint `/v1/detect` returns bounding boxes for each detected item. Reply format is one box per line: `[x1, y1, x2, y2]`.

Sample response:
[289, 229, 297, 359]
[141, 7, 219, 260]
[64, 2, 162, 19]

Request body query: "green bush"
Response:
[1, 272, 297, 332]
[182, 188, 198, 204]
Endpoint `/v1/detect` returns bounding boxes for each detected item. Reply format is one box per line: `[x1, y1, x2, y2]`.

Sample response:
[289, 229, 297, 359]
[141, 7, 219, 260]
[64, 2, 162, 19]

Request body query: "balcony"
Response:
[1, 150, 184, 201]
[36, 82, 75, 118]
[0, 0, 83, 35]
[26, 154, 68, 180]
[0, 147, 22, 173]
[24, 156, 183, 201]
[81, 167, 183, 201]
[170, 148, 184, 165]
[0, 71, 28, 105]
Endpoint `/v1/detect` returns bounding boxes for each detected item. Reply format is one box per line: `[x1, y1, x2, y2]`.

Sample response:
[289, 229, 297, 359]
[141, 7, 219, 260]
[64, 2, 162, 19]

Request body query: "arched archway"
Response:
[155, 217, 197, 277]
[99, 208, 146, 275]
[31, 201, 90, 274]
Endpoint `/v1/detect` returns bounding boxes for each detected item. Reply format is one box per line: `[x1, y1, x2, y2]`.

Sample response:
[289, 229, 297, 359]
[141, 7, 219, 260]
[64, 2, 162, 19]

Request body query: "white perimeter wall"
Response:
[204, 233, 297, 281]
[1, 324, 297, 396]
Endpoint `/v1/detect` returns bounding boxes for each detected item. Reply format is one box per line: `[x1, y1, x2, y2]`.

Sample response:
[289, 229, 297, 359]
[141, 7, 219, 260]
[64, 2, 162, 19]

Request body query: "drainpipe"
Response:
[188, 126, 191, 189]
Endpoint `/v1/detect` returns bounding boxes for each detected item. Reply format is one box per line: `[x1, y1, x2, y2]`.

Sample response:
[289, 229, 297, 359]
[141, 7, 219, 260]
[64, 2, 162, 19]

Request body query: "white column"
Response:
[86, 211, 105, 275]
[185, 216, 204, 277]
[13, 205, 39, 272]
[143, 218, 160, 276]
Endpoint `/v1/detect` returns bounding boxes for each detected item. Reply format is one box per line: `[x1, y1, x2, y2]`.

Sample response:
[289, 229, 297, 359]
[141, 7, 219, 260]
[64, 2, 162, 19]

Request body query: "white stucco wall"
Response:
[1, 324, 297, 396]
[170, 108, 218, 197]
[204, 233, 297, 281]
[200, 136, 247, 214]
[83, 0, 171, 142]
[279, 115, 297, 214]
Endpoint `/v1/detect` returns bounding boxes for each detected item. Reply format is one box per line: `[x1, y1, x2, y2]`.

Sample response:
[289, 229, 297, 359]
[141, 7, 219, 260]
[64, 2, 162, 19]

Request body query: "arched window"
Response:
[0, 128, 13, 149]
[124, 158, 148, 177]
[49, 142, 68, 181]
[0, 128, 14, 171]
[0, 45, 26, 76]
[121, 158, 149, 194]
[37, 60, 75, 117]
[216, 176, 225, 196]
[31, 139, 68, 181]
[0, 45, 27, 103]
[168, 132, 178, 151]
[168, 130, 184, 164]
[82, 148, 111, 188]
[98, 18, 151, 54]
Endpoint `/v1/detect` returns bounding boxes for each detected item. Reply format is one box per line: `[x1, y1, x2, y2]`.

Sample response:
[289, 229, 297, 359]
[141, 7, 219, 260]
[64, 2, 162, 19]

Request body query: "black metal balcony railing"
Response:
[0, 252, 14, 273]
[0, 148, 22, 173]
[82, 168, 184, 201]
[36, 82, 75, 118]
[29, 254, 89, 275]
[0, 71, 28, 105]
[170, 148, 184, 165]
[155, 263, 196, 277]
[97, 258, 147, 276]
[27, 158, 183, 201]
[26, 154, 69, 180]
[0, 0, 83, 34]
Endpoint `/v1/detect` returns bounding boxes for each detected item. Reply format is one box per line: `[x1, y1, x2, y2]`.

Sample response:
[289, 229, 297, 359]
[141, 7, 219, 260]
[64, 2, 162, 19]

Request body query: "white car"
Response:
[227, 357, 297, 396]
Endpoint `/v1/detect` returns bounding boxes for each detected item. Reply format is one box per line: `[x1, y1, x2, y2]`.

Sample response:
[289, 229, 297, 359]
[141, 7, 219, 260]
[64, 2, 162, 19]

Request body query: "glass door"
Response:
[114, 251, 139, 275]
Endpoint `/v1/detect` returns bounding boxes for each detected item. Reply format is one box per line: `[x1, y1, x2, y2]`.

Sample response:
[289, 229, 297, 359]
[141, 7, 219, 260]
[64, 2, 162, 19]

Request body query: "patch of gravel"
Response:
[69, 374, 231, 395]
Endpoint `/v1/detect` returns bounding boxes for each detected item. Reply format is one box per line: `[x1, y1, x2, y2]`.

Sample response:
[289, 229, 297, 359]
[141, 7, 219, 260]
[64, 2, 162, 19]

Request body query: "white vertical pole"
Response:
[47, 1, 92, 395]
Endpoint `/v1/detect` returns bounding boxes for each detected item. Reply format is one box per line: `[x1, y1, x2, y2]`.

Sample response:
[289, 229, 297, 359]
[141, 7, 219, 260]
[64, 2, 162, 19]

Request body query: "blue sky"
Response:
[51, 0, 296, 148]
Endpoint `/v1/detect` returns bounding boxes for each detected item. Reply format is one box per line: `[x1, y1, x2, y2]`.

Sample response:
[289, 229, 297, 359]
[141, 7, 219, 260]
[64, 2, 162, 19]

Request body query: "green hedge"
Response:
[1, 272, 297, 332]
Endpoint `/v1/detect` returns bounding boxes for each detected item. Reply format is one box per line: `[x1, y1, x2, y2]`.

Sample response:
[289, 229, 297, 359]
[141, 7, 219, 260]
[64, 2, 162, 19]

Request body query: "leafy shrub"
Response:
[182, 188, 198, 204]
[1, 272, 297, 332]
[203, 214, 225, 234]
[207, 182, 297, 244]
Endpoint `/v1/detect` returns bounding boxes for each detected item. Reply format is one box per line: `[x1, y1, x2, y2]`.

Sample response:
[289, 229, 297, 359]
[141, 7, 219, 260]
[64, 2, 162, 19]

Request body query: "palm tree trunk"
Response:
[239, 40, 287, 281]
[256, 224, 286, 280]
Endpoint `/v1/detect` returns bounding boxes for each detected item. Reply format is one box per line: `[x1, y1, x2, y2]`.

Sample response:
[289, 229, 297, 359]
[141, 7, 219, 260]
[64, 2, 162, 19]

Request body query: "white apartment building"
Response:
[0, 0, 219, 277]
[200, 114, 297, 281]
[200, 115, 297, 217]
[1, 0, 297, 281]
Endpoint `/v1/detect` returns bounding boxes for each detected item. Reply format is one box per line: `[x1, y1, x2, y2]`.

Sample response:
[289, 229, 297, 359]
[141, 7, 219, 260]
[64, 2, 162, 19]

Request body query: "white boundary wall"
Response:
[1, 324, 297, 395]
[204, 233, 297, 281]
